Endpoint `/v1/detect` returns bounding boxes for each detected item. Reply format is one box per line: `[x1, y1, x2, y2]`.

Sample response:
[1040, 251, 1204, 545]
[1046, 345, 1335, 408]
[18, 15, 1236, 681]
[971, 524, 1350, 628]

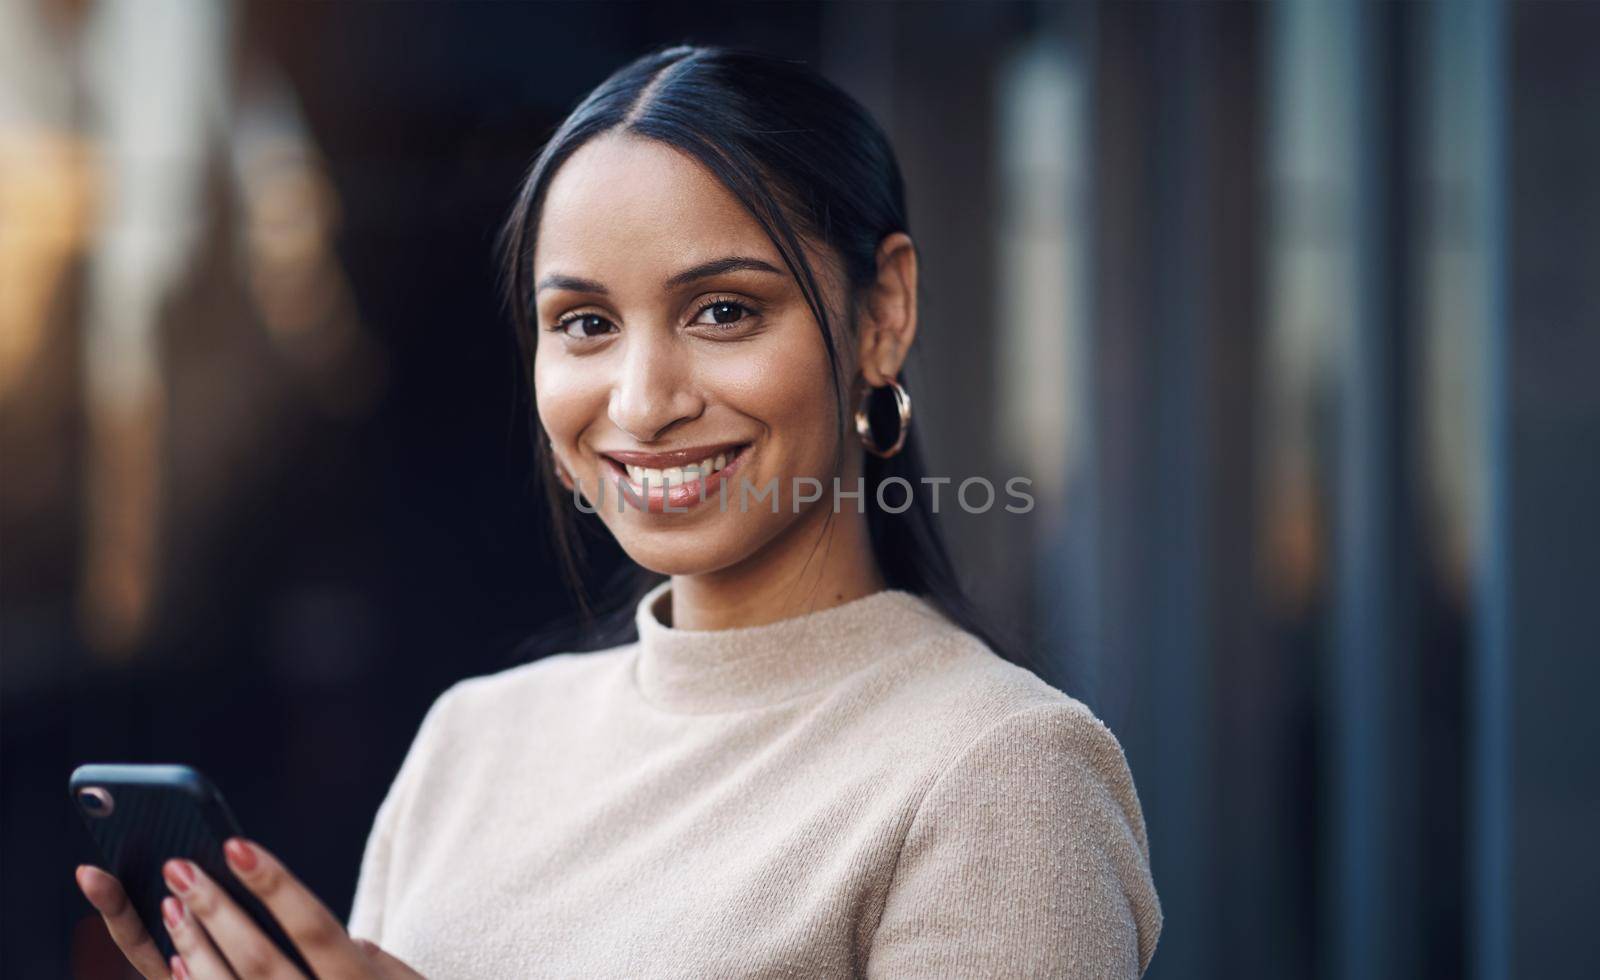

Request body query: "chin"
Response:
[615, 533, 746, 578]
[606, 505, 795, 578]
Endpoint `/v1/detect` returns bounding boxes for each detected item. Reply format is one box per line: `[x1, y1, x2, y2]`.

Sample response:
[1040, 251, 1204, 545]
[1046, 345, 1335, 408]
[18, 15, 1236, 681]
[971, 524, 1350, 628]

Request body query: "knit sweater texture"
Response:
[346, 580, 1163, 977]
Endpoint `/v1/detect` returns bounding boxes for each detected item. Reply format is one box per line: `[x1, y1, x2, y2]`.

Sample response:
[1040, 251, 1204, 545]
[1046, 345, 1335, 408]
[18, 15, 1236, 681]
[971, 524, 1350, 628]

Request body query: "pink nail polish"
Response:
[163, 859, 195, 893]
[224, 838, 259, 873]
[170, 954, 191, 980]
[162, 897, 182, 931]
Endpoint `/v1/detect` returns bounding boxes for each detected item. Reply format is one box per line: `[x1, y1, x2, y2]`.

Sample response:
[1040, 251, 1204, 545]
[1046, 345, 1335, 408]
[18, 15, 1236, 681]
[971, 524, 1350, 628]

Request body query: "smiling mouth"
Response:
[596, 442, 753, 511]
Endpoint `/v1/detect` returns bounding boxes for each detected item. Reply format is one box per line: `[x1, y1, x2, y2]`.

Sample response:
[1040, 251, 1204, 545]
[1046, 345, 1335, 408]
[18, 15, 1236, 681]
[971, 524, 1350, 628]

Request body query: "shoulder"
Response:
[872, 607, 1130, 782]
[375, 644, 635, 833]
[917, 678, 1152, 864]
[868, 621, 1164, 974]
[923, 636, 1143, 826]
[861, 603, 1154, 845]
[402, 644, 634, 754]
[894, 617, 1151, 849]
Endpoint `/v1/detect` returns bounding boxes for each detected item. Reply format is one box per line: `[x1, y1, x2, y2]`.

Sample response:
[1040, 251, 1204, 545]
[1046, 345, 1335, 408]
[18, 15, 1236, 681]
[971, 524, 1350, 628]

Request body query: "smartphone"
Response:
[69, 763, 314, 976]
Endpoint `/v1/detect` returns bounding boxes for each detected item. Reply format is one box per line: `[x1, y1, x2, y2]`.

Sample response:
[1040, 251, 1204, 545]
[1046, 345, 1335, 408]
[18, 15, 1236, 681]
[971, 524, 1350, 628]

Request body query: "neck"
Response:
[668, 499, 885, 632]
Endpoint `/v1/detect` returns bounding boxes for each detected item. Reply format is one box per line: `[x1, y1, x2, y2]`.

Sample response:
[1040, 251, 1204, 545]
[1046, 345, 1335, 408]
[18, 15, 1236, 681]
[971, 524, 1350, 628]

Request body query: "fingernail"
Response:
[224, 838, 258, 873]
[162, 896, 183, 931]
[170, 954, 191, 980]
[75, 867, 98, 906]
[163, 859, 195, 893]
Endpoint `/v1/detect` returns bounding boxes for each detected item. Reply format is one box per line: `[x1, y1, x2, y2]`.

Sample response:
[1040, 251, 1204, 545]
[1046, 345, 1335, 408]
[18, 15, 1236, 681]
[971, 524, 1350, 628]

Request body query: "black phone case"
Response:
[69, 764, 315, 977]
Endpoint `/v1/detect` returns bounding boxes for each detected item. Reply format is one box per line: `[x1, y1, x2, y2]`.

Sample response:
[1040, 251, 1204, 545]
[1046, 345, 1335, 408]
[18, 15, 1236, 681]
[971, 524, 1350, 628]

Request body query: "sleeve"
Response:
[345, 684, 460, 943]
[865, 702, 1164, 979]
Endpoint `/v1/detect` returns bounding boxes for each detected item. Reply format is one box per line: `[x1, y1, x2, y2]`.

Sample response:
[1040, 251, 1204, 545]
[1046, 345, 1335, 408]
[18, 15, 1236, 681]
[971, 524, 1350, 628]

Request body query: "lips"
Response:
[596, 442, 752, 513]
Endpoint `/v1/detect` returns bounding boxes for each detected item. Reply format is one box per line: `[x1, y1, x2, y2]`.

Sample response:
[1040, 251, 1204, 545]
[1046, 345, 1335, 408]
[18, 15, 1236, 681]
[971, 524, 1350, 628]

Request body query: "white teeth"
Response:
[620, 450, 737, 488]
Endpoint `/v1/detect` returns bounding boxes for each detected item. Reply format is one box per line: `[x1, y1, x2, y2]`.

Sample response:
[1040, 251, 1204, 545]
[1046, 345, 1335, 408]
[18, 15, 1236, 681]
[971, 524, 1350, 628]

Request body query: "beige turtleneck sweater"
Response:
[346, 580, 1163, 977]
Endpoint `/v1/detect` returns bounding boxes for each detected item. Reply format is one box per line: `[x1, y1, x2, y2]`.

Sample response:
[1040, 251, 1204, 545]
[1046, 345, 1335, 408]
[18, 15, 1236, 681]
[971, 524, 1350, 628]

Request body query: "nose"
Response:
[607, 331, 703, 442]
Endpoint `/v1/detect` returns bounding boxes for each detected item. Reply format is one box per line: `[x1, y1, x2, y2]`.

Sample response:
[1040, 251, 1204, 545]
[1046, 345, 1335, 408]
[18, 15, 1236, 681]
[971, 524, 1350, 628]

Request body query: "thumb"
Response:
[354, 938, 426, 979]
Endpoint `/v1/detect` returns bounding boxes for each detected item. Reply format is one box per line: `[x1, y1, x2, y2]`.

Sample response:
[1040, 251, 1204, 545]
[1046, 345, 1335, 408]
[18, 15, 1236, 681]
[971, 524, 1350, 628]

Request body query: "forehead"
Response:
[534, 132, 779, 279]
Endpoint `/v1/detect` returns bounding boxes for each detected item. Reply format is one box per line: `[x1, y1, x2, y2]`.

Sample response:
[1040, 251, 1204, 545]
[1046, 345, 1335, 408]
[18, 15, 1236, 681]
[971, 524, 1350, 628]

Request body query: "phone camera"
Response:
[77, 787, 115, 818]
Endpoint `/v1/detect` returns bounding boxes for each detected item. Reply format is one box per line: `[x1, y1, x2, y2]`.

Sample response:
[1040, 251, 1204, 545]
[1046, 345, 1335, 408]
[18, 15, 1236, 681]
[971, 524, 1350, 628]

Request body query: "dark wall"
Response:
[1509, 2, 1600, 973]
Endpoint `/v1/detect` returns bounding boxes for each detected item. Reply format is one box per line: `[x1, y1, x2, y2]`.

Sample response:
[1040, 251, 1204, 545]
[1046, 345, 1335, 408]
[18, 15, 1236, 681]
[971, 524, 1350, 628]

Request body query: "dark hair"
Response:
[499, 44, 1024, 666]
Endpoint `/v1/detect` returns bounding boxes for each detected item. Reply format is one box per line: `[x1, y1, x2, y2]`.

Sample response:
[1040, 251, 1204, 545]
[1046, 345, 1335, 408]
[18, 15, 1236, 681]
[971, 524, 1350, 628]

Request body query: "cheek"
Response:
[706, 329, 839, 467]
[532, 345, 605, 446]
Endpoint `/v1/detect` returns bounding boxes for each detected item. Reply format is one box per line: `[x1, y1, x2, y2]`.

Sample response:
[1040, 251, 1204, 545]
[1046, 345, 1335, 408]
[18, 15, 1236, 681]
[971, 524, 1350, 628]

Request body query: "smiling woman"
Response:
[76, 43, 1162, 980]
[529, 131, 871, 574]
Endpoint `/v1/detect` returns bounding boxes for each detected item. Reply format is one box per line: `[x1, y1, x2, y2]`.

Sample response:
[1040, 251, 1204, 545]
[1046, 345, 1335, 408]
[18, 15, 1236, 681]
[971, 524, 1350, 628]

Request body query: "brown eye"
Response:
[692, 300, 755, 328]
[556, 313, 614, 339]
[709, 302, 742, 324]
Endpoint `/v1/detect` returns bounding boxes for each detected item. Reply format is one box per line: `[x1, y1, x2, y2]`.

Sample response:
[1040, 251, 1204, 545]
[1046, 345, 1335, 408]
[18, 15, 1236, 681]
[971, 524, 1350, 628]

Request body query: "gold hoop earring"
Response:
[854, 376, 911, 459]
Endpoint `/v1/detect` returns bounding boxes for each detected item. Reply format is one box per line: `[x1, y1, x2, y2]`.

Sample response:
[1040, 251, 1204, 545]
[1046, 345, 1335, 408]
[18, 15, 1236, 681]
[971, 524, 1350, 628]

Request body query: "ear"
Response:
[855, 232, 919, 386]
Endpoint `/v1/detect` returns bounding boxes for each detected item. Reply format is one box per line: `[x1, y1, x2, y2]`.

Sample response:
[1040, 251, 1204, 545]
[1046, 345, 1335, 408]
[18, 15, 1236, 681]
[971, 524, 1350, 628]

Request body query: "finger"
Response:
[163, 859, 300, 980]
[75, 865, 172, 980]
[354, 938, 426, 979]
[223, 838, 372, 979]
[160, 897, 235, 980]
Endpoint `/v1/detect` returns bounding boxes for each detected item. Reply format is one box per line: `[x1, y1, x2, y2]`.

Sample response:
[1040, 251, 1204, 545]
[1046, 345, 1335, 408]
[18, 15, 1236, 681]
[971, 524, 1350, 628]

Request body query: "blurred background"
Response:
[3, 1, 1596, 977]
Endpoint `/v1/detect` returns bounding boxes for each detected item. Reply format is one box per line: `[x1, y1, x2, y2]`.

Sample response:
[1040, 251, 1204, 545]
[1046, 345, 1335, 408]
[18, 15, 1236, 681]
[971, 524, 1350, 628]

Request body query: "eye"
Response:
[553, 312, 616, 340]
[691, 298, 757, 330]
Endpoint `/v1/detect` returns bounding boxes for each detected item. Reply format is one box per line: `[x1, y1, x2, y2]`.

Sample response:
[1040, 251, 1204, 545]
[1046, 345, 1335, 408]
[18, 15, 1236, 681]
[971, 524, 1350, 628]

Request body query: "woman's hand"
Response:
[75, 838, 422, 979]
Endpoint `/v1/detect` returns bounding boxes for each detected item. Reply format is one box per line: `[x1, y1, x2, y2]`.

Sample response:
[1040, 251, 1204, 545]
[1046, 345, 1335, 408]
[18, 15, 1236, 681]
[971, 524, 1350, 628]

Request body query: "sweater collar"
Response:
[632, 578, 954, 714]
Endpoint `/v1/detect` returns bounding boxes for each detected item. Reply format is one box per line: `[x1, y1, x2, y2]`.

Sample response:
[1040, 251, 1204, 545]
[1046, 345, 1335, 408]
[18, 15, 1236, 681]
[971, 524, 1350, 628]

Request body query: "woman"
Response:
[76, 44, 1163, 978]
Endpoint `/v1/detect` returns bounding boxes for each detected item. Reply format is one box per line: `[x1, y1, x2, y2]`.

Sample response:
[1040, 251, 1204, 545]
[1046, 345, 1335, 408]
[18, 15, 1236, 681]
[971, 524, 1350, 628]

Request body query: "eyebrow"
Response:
[534, 255, 785, 296]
